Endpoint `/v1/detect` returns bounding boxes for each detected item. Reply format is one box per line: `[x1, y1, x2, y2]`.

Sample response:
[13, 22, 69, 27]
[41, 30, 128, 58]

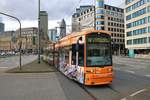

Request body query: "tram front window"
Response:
[87, 43, 111, 67]
[86, 32, 112, 67]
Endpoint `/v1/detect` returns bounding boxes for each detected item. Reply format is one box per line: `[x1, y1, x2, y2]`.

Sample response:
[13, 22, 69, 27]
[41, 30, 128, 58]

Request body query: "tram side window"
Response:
[78, 44, 84, 66]
[64, 47, 69, 64]
[72, 44, 84, 66]
[72, 44, 76, 65]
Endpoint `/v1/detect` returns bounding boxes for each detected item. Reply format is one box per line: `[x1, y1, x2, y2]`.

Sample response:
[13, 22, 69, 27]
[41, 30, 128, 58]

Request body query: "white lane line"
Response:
[121, 98, 127, 100]
[130, 89, 146, 97]
[126, 70, 135, 74]
[0, 67, 9, 69]
[145, 75, 150, 77]
[114, 68, 120, 70]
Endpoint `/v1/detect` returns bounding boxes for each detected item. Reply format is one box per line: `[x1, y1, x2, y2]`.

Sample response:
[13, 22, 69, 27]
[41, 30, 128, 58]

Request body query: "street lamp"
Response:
[0, 12, 22, 70]
[38, 0, 41, 64]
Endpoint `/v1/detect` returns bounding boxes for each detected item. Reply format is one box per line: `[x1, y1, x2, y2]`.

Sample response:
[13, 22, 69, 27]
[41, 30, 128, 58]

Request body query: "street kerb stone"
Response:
[6, 60, 56, 73]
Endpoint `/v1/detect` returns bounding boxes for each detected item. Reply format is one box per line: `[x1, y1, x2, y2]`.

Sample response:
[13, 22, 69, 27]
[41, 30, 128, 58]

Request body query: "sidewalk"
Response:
[6, 60, 56, 73]
[0, 60, 68, 100]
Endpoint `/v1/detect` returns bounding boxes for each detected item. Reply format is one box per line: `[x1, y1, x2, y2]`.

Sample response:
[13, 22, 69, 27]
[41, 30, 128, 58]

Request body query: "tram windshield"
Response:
[86, 33, 112, 67]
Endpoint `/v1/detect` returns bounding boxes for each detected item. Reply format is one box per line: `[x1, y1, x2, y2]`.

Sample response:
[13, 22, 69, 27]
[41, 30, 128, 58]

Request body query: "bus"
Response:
[54, 29, 113, 85]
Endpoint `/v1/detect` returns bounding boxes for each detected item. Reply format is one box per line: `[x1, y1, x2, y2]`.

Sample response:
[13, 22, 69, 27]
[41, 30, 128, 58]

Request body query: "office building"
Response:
[40, 11, 49, 41]
[0, 31, 14, 51]
[59, 19, 66, 39]
[95, 0, 105, 30]
[72, 6, 95, 32]
[48, 29, 57, 42]
[0, 22, 4, 34]
[125, 0, 150, 58]
[72, 3, 125, 54]
[105, 5, 125, 55]
[16, 27, 38, 52]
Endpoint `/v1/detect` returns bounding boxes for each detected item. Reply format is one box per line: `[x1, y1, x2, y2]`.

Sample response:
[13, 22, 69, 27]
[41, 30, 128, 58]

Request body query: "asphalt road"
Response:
[56, 56, 150, 100]
[0, 55, 37, 72]
[84, 56, 150, 100]
[113, 56, 150, 78]
[0, 56, 149, 100]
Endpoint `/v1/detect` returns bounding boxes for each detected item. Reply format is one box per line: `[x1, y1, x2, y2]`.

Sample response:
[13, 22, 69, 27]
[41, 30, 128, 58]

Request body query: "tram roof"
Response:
[55, 29, 111, 48]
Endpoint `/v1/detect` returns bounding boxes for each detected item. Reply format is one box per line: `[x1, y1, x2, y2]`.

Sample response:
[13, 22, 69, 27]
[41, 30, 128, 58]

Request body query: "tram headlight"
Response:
[91, 70, 94, 73]
[108, 68, 113, 72]
[86, 78, 89, 80]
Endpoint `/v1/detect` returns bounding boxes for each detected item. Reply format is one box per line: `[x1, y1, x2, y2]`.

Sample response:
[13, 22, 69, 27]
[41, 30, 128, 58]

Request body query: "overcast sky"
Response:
[0, 0, 125, 31]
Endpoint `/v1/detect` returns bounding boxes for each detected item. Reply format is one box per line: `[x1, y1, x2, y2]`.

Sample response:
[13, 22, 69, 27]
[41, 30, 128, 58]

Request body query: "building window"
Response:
[117, 29, 119, 32]
[126, 0, 148, 13]
[127, 17, 147, 28]
[111, 12, 114, 16]
[148, 6, 150, 12]
[133, 38, 147, 44]
[131, 8, 146, 19]
[106, 11, 111, 15]
[101, 27, 105, 30]
[127, 31, 132, 36]
[126, 14, 132, 20]
[126, 0, 133, 4]
[127, 40, 132, 45]
[133, 27, 147, 35]
[117, 24, 119, 27]
[96, 9, 104, 14]
[110, 23, 112, 26]
[148, 16, 150, 22]
[96, 15, 104, 19]
[96, 21, 104, 25]
[148, 26, 150, 32]
[126, 23, 132, 28]
[96, 1, 104, 7]
[117, 18, 119, 22]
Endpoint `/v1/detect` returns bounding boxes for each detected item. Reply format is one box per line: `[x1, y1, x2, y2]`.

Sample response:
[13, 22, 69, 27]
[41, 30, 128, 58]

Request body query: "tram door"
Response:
[71, 39, 84, 83]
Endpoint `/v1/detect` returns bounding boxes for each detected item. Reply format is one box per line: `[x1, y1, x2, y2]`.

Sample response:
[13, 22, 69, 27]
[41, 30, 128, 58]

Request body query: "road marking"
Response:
[114, 68, 120, 70]
[130, 89, 146, 97]
[126, 70, 135, 74]
[145, 75, 150, 77]
[121, 98, 127, 100]
[0, 67, 9, 69]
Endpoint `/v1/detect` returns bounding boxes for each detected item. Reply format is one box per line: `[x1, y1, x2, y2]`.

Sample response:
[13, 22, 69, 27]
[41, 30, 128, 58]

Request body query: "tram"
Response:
[54, 29, 113, 85]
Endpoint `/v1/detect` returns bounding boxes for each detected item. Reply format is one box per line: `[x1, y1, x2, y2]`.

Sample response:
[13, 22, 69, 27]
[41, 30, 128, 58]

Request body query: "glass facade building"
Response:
[125, 0, 150, 57]
[96, 0, 105, 30]
[0, 23, 4, 34]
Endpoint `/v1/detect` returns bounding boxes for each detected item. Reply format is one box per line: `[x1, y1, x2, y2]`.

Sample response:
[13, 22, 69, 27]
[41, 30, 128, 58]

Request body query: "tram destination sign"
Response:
[87, 37, 111, 43]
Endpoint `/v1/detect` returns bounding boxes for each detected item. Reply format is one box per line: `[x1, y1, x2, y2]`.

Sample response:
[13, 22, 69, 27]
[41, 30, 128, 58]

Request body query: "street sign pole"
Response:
[0, 12, 22, 70]
[38, 0, 41, 64]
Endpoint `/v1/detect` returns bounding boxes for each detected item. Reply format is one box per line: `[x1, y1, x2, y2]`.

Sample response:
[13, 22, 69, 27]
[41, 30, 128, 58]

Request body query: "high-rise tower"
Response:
[0, 17, 4, 34]
[95, 0, 105, 30]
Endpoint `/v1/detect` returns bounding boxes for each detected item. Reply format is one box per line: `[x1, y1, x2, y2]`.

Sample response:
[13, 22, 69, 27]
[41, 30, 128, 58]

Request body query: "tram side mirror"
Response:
[76, 37, 82, 51]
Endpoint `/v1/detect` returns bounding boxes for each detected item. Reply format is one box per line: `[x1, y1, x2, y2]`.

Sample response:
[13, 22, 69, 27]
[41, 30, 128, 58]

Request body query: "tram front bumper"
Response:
[85, 73, 113, 85]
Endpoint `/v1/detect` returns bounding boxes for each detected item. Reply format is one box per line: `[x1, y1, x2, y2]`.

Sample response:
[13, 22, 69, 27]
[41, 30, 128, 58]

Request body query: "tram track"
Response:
[79, 85, 97, 100]
[55, 67, 97, 100]
[54, 65, 118, 100]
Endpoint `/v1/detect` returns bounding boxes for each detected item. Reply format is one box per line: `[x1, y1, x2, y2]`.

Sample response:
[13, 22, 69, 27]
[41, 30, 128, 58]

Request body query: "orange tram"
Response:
[54, 29, 114, 85]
